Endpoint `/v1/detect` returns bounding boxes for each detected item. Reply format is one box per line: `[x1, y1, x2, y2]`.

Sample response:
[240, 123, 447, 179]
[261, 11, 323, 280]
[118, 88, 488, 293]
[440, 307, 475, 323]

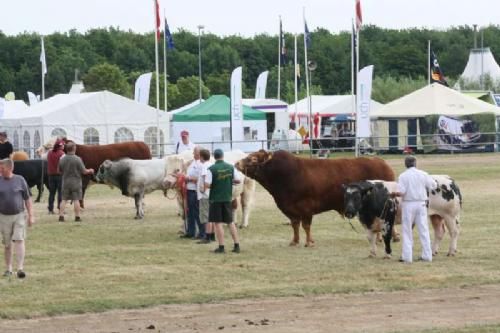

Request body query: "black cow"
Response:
[343, 181, 399, 258]
[13, 160, 49, 202]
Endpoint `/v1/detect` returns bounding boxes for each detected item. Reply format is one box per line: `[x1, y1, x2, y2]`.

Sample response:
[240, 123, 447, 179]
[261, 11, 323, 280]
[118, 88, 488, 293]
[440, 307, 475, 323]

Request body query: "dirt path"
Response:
[3, 284, 500, 333]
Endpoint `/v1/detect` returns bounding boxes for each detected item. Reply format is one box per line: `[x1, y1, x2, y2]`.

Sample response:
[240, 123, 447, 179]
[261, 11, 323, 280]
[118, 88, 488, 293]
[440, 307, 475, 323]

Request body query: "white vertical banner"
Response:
[356, 65, 373, 139]
[27, 91, 39, 106]
[0, 98, 5, 119]
[230, 66, 244, 142]
[134, 72, 153, 105]
[255, 70, 268, 99]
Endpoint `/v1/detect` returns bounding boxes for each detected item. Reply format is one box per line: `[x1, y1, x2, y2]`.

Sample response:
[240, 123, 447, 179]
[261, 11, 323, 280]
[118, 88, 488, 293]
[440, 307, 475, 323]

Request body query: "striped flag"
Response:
[430, 51, 449, 86]
[155, 0, 161, 40]
[355, 0, 363, 31]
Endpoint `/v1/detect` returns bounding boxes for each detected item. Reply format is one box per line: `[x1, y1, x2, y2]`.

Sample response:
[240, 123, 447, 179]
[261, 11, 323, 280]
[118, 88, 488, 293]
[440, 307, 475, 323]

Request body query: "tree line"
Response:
[1, 25, 499, 109]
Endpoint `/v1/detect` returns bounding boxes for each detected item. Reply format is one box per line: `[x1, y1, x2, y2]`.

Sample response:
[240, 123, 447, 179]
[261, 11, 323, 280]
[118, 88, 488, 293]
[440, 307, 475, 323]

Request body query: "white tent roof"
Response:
[242, 98, 288, 113]
[460, 48, 500, 83]
[0, 100, 29, 119]
[290, 95, 383, 116]
[371, 83, 500, 119]
[1, 91, 169, 144]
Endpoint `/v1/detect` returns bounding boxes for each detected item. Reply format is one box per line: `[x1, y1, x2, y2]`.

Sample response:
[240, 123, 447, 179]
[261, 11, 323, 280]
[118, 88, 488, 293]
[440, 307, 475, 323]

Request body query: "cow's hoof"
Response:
[289, 241, 299, 247]
[305, 242, 315, 248]
[134, 216, 143, 220]
[447, 252, 455, 257]
[393, 237, 401, 243]
[368, 252, 377, 258]
[383, 254, 392, 259]
[239, 224, 247, 229]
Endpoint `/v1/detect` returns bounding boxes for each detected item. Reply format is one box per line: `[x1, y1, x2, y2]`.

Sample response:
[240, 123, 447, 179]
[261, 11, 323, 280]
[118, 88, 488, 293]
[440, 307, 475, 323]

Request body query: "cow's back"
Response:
[13, 160, 48, 187]
[76, 141, 152, 170]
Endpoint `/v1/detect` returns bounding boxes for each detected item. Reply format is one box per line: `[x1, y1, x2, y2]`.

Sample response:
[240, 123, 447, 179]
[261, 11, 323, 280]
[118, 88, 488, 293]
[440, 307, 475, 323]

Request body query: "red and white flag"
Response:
[355, 0, 363, 31]
[155, 0, 161, 40]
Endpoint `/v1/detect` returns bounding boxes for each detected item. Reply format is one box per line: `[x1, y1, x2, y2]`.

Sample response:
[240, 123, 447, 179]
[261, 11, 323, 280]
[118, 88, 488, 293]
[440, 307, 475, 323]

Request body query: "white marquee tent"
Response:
[459, 48, 500, 84]
[0, 91, 169, 157]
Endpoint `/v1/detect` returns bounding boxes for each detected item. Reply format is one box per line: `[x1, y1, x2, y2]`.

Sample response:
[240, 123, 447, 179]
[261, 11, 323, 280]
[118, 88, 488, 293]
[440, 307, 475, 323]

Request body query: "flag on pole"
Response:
[279, 18, 286, 64]
[134, 72, 153, 105]
[255, 71, 269, 99]
[304, 21, 311, 49]
[155, 0, 161, 40]
[356, 65, 374, 139]
[430, 51, 449, 86]
[295, 64, 301, 91]
[230, 66, 244, 143]
[355, 0, 363, 31]
[40, 37, 47, 75]
[164, 18, 174, 50]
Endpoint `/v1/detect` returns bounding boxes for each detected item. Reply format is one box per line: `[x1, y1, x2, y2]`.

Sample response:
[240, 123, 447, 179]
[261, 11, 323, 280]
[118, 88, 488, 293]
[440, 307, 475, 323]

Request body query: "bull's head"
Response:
[235, 150, 273, 178]
[95, 160, 114, 184]
[343, 182, 373, 219]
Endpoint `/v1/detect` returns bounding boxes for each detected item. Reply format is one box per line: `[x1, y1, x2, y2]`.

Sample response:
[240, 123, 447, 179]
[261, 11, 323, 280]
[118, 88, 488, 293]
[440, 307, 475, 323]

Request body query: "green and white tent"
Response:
[172, 95, 267, 152]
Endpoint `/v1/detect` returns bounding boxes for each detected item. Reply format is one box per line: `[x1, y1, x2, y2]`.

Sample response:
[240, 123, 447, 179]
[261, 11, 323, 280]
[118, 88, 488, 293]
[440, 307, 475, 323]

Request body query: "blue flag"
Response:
[304, 21, 311, 49]
[165, 18, 174, 50]
[280, 18, 286, 64]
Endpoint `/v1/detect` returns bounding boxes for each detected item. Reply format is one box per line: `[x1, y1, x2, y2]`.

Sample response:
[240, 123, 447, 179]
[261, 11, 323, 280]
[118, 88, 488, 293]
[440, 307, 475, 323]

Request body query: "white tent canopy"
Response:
[1, 91, 169, 157]
[0, 100, 29, 119]
[371, 83, 500, 119]
[460, 48, 500, 84]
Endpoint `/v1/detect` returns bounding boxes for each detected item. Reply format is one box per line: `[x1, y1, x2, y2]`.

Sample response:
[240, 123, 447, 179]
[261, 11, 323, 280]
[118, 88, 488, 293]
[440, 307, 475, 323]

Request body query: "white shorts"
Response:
[0, 212, 26, 246]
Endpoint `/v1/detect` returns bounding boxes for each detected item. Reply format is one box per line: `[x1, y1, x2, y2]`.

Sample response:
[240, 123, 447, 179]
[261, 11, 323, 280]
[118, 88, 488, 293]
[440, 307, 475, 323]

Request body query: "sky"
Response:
[1, 0, 500, 37]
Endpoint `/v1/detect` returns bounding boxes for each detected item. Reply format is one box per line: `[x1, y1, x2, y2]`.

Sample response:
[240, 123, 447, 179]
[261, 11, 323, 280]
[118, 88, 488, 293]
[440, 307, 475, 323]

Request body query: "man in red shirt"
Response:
[46, 140, 64, 214]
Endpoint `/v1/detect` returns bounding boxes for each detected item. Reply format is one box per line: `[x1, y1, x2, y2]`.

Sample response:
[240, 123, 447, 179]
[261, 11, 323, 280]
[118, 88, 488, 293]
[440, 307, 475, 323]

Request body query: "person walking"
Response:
[392, 156, 437, 263]
[175, 130, 196, 154]
[46, 140, 65, 214]
[0, 131, 13, 160]
[181, 146, 203, 239]
[0, 158, 35, 279]
[196, 149, 214, 244]
[204, 149, 241, 254]
[58, 142, 94, 222]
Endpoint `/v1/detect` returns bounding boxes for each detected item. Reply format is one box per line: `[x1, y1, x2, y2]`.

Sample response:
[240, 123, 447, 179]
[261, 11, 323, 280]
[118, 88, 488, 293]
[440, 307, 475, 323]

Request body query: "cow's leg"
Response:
[445, 215, 460, 257]
[383, 209, 396, 259]
[290, 219, 300, 246]
[134, 193, 143, 220]
[302, 217, 314, 247]
[367, 229, 377, 257]
[80, 177, 90, 209]
[239, 180, 255, 228]
[430, 215, 445, 256]
[35, 184, 43, 203]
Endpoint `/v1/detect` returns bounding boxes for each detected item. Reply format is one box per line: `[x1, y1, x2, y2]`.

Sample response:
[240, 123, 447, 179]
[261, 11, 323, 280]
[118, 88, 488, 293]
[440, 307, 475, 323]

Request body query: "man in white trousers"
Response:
[392, 156, 436, 263]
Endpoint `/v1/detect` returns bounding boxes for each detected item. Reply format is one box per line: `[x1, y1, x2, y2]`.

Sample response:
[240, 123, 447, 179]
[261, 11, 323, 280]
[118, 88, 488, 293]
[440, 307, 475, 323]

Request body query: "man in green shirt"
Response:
[204, 149, 241, 253]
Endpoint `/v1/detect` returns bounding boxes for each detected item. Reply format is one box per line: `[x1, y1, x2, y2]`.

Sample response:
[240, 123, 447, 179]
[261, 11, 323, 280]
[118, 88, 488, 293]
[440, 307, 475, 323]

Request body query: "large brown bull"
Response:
[63, 140, 152, 207]
[236, 150, 395, 247]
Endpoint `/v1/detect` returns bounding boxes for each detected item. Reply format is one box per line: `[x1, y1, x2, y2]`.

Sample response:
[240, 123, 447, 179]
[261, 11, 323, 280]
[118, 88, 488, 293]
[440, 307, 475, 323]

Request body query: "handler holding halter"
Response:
[392, 156, 436, 263]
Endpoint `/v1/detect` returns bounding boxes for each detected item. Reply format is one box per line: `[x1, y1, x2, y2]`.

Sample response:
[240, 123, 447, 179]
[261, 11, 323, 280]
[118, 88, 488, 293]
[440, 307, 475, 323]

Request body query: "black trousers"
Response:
[48, 175, 62, 212]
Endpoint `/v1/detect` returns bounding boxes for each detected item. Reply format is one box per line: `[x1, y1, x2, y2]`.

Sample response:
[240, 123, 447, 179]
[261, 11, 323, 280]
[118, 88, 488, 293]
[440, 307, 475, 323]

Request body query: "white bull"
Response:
[96, 158, 170, 219]
[163, 150, 256, 228]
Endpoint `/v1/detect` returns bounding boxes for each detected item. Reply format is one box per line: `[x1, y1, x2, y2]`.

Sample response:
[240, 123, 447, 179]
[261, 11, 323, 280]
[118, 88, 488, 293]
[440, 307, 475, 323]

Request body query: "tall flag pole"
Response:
[154, 0, 161, 156]
[354, 0, 363, 156]
[427, 40, 431, 85]
[277, 16, 283, 100]
[163, 13, 174, 112]
[40, 37, 47, 100]
[351, 19, 356, 124]
[303, 8, 312, 157]
[294, 34, 298, 126]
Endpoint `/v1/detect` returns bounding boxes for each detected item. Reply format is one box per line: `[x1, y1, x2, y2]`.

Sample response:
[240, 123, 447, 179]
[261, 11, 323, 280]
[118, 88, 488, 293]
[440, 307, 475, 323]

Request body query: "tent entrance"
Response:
[389, 119, 399, 152]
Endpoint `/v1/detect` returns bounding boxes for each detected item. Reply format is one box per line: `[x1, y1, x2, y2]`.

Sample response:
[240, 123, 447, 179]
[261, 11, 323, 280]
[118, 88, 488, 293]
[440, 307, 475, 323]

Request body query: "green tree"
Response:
[173, 76, 209, 107]
[83, 63, 131, 97]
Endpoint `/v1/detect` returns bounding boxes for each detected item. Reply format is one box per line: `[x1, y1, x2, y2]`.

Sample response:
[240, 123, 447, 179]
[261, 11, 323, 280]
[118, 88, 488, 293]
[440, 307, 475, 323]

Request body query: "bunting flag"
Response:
[164, 18, 174, 50]
[155, 0, 161, 40]
[355, 0, 363, 31]
[430, 51, 449, 86]
[304, 21, 311, 49]
[280, 18, 286, 64]
[40, 37, 47, 75]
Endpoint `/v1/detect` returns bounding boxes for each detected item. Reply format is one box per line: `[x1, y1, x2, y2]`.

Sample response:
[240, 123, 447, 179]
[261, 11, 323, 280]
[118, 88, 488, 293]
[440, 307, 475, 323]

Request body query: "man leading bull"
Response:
[392, 156, 436, 263]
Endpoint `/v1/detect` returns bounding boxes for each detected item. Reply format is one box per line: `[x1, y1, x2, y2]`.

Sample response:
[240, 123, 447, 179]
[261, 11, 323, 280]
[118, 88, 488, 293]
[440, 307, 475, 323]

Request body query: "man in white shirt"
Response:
[196, 149, 214, 244]
[181, 147, 203, 239]
[175, 130, 196, 154]
[392, 156, 437, 263]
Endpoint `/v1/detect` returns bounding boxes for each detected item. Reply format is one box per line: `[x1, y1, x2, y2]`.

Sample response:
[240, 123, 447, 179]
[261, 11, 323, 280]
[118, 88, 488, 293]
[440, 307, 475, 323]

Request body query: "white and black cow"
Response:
[344, 175, 462, 258]
[343, 181, 399, 258]
[95, 158, 169, 219]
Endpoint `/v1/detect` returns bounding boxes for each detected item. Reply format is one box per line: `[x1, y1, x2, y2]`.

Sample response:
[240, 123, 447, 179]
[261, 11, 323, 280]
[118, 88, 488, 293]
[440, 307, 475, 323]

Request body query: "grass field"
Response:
[1, 153, 500, 322]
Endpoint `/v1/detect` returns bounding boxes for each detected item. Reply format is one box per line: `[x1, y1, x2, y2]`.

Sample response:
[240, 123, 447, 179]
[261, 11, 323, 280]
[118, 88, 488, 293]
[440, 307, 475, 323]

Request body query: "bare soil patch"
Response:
[2, 284, 500, 333]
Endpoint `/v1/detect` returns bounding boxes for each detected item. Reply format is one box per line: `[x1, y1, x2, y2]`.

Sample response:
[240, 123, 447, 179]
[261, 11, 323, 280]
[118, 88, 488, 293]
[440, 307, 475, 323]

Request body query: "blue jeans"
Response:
[187, 190, 204, 237]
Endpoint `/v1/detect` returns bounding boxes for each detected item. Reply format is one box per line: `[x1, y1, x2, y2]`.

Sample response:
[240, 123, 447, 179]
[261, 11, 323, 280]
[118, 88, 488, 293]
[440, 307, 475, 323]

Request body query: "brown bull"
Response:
[236, 150, 395, 247]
